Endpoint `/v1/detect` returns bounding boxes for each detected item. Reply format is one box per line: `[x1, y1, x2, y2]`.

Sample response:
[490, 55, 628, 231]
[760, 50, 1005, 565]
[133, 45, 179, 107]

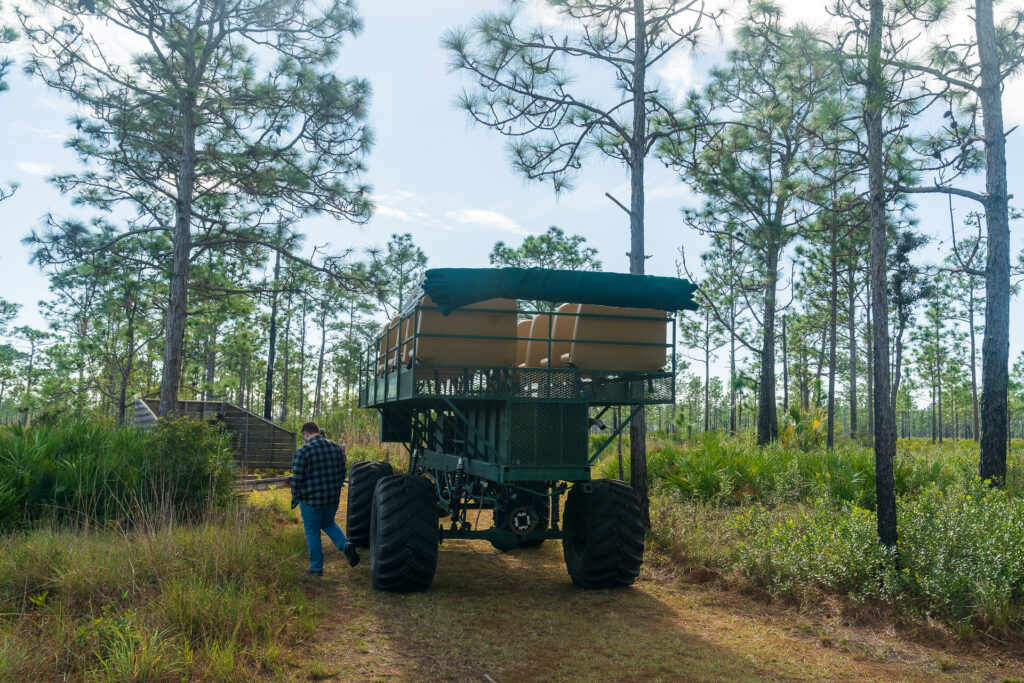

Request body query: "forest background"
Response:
[0, 0, 1022, 443]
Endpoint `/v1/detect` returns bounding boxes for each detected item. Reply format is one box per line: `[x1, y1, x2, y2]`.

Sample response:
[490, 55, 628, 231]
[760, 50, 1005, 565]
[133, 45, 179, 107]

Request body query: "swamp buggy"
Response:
[351, 267, 697, 591]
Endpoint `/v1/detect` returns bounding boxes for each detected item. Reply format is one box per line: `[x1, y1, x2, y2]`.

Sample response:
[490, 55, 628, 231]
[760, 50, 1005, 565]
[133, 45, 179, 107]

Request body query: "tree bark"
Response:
[298, 306, 306, 416]
[314, 307, 328, 418]
[628, 0, 650, 528]
[866, 281, 874, 433]
[781, 314, 788, 413]
[704, 321, 711, 433]
[848, 264, 857, 439]
[867, 0, 897, 548]
[263, 248, 282, 420]
[976, 0, 1010, 485]
[827, 228, 838, 449]
[757, 240, 779, 445]
[158, 99, 197, 418]
[969, 287, 979, 441]
[280, 294, 292, 421]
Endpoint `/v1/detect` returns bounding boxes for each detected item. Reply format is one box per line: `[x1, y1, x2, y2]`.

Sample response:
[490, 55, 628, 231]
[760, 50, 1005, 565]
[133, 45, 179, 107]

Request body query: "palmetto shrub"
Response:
[598, 434, 1024, 508]
[0, 418, 236, 531]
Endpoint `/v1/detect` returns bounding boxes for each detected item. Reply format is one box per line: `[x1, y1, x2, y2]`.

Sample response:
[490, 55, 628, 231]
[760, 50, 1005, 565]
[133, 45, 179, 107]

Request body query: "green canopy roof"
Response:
[421, 267, 699, 316]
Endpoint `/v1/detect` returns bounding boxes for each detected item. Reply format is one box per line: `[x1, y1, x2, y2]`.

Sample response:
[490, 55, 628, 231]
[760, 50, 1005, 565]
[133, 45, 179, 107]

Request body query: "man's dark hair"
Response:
[300, 421, 321, 436]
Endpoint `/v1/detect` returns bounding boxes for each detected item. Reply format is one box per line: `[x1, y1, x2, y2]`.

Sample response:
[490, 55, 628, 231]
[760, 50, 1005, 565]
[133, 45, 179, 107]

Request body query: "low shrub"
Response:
[732, 478, 1024, 637]
[0, 418, 236, 531]
[599, 434, 1024, 509]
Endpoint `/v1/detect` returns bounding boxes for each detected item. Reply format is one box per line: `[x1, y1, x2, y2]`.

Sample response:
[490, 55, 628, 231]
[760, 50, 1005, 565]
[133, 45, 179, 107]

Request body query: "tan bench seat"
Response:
[410, 295, 518, 367]
[560, 305, 667, 372]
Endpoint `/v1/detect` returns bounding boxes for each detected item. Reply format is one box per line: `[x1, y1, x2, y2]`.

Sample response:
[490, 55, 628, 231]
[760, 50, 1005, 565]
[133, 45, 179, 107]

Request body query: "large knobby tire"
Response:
[491, 482, 551, 550]
[346, 461, 393, 547]
[562, 479, 645, 589]
[369, 475, 439, 592]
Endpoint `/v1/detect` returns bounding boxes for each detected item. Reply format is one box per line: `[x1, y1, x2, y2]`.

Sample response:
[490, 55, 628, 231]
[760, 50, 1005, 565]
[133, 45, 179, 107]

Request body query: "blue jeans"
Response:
[299, 502, 349, 572]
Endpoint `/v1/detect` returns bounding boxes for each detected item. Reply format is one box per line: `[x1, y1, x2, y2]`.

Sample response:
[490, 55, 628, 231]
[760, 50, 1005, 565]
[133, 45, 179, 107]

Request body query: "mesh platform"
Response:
[359, 364, 673, 407]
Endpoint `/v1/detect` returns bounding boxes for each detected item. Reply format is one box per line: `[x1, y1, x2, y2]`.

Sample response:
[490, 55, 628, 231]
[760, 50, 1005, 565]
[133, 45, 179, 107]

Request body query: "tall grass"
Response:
[597, 433, 1024, 508]
[0, 418, 236, 531]
[0, 496, 311, 681]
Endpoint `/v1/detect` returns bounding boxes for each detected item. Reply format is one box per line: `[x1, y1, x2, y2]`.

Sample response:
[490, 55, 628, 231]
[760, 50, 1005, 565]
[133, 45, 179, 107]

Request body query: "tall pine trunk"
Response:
[969, 288, 979, 441]
[976, 0, 1010, 485]
[757, 240, 779, 444]
[848, 264, 857, 439]
[263, 249, 281, 420]
[867, 0, 897, 548]
[781, 314, 788, 412]
[314, 308, 328, 418]
[827, 226, 838, 449]
[280, 295, 292, 421]
[298, 308, 306, 416]
[628, 0, 650, 528]
[158, 101, 197, 417]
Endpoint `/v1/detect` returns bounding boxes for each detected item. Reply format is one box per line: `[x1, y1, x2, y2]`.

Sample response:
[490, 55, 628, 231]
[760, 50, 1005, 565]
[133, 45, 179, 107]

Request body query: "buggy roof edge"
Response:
[420, 267, 699, 316]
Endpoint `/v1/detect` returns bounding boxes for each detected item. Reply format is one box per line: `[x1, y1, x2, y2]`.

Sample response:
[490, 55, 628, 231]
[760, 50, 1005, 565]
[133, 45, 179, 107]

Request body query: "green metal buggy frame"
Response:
[352, 267, 697, 592]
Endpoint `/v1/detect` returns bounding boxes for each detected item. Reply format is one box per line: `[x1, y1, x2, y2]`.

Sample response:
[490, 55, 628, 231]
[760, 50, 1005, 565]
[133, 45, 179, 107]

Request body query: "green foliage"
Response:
[0, 418, 236, 531]
[781, 406, 827, 452]
[599, 434, 1024, 509]
[489, 226, 602, 271]
[734, 478, 1024, 636]
[143, 418, 237, 521]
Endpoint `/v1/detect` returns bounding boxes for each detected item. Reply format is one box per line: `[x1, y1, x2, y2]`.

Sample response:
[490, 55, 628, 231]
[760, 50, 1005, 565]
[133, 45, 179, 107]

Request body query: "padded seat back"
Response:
[564, 305, 667, 371]
[516, 319, 532, 366]
[521, 313, 553, 368]
[413, 295, 517, 366]
[383, 316, 400, 370]
[539, 303, 580, 368]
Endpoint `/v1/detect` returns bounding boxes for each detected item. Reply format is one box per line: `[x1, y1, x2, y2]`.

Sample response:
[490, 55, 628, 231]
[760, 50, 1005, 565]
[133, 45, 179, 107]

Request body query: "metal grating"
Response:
[508, 401, 587, 469]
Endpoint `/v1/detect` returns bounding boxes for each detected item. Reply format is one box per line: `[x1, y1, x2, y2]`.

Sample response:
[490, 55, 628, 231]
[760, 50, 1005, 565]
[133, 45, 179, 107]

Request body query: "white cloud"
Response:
[656, 50, 696, 101]
[444, 209, 529, 236]
[15, 162, 54, 177]
[646, 182, 694, 203]
[375, 205, 414, 222]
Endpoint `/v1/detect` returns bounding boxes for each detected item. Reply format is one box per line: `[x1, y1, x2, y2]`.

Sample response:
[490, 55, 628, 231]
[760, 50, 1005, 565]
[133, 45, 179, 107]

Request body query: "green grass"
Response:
[0, 499, 311, 681]
[0, 418, 237, 531]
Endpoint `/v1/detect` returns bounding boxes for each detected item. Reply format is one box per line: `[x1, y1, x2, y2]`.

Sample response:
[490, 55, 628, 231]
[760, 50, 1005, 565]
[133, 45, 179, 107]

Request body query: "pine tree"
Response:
[20, 0, 374, 416]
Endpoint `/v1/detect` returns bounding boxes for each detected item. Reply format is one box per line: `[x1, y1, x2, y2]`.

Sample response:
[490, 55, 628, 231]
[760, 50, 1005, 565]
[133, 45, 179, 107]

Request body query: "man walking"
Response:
[291, 421, 360, 576]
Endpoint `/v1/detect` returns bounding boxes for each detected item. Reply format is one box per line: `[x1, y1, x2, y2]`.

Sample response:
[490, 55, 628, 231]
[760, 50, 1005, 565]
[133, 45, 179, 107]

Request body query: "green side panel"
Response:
[508, 401, 588, 471]
[379, 406, 411, 443]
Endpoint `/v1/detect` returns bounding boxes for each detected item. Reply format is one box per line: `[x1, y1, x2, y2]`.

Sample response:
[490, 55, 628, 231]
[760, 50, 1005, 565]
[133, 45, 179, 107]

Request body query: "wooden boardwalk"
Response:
[133, 398, 296, 470]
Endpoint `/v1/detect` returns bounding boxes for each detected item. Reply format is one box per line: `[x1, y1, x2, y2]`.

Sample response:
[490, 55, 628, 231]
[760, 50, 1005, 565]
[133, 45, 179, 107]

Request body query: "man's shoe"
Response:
[343, 543, 360, 567]
[303, 568, 323, 577]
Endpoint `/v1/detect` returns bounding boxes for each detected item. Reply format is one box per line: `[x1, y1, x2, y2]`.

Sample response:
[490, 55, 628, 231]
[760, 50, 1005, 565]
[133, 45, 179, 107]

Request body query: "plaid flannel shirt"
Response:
[290, 435, 347, 509]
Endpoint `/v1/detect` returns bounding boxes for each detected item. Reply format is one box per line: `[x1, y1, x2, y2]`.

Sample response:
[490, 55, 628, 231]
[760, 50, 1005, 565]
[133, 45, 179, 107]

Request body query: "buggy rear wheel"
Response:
[346, 460, 393, 547]
[369, 474, 439, 592]
[562, 479, 644, 588]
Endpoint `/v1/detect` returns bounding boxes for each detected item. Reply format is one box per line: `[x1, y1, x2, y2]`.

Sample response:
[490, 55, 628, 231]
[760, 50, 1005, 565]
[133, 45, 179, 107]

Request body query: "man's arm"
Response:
[290, 445, 306, 509]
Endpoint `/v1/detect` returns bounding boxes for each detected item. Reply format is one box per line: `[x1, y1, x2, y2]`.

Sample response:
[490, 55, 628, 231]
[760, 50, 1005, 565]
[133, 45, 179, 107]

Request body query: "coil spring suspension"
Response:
[449, 457, 466, 531]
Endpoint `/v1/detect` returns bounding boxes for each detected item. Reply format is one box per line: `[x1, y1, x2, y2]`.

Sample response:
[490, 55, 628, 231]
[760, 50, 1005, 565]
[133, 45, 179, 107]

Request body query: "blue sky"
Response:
[0, 0, 1021, 376]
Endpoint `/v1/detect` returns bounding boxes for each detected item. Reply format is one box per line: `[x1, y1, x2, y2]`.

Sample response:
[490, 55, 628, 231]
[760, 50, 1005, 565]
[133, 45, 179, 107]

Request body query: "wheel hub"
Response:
[507, 506, 538, 535]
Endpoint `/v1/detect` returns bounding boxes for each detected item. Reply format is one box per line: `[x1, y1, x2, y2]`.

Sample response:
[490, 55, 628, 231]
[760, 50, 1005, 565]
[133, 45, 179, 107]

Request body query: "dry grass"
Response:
[256, 488, 1024, 682]
[5, 483, 1023, 681]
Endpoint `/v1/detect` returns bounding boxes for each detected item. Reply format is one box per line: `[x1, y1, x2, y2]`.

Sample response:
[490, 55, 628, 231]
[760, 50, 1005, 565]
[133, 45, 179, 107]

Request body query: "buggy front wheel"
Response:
[369, 474, 439, 592]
